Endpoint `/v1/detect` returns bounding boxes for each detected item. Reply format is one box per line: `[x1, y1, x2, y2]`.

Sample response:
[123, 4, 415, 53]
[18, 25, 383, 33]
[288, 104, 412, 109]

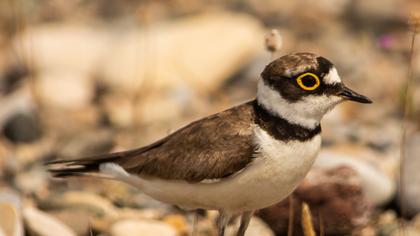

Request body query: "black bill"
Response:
[339, 86, 372, 104]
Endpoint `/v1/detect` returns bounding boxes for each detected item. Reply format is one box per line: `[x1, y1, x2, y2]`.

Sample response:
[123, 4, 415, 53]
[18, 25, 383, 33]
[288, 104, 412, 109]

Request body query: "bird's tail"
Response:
[46, 152, 122, 178]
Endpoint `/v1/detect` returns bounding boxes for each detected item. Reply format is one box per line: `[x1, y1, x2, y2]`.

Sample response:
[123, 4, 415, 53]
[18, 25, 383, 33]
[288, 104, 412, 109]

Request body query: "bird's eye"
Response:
[296, 73, 320, 91]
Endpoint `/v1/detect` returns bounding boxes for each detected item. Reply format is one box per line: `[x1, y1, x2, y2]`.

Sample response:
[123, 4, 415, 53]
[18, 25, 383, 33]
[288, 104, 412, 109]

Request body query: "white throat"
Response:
[256, 79, 342, 129]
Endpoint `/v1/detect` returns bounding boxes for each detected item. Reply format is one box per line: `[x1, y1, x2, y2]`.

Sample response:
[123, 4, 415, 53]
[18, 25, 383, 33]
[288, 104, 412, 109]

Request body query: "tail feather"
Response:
[46, 154, 120, 178]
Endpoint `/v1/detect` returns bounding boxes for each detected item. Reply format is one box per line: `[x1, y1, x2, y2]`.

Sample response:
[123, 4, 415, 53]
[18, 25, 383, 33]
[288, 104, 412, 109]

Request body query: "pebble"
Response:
[51, 210, 91, 236]
[2, 112, 42, 143]
[110, 219, 177, 236]
[52, 191, 119, 218]
[0, 202, 23, 236]
[100, 12, 263, 94]
[57, 129, 114, 158]
[314, 149, 396, 206]
[36, 71, 94, 109]
[226, 217, 274, 236]
[23, 206, 76, 236]
[15, 166, 48, 197]
[258, 166, 370, 235]
[163, 214, 189, 235]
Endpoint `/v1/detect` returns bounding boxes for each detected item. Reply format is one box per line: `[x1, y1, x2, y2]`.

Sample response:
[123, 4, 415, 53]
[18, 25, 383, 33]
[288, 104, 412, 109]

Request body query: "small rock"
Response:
[314, 149, 396, 206]
[2, 112, 42, 143]
[14, 166, 49, 197]
[0, 202, 23, 236]
[376, 211, 399, 235]
[163, 214, 189, 235]
[226, 217, 274, 236]
[17, 25, 110, 73]
[49, 191, 119, 218]
[258, 166, 370, 235]
[14, 138, 55, 166]
[51, 210, 91, 236]
[23, 206, 76, 236]
[101, 12, 263, 94]
[57, 129, 114, 158]
[36, 71, 94, 109]
[110, 219, 177, 236]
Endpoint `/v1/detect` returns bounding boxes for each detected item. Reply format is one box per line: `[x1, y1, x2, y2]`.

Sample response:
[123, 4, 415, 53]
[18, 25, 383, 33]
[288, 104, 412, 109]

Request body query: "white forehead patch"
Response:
[324, 67, 341, 85]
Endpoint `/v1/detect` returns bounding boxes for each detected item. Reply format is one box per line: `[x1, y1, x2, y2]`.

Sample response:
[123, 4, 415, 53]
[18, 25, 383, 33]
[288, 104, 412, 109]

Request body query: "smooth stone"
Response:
[17, 25, 110, 73]
[110, 219, 177, 236]
[51, 210, 90, 236]
[225, 217, 274, 236]
[0, 203, 23, 236]
[23, 206, 76, 236]
[51, 191, 119, 218]
[2, 112, 42, 143]
[163, 214, 189, 235]
[14, 138, 55, 166]
[36, 71, 94, 109]
[258, 166, 369, 235]
[14, 166, 49, 196]
[314, 149, 396, 206]
[101, 12, 263, 94]
[0, 187, 18, 235]
[57, 129, 114, 158]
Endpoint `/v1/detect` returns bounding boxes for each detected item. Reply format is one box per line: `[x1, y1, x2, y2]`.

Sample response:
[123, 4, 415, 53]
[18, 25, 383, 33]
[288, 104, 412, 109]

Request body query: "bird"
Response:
[47, 52, 372, 236]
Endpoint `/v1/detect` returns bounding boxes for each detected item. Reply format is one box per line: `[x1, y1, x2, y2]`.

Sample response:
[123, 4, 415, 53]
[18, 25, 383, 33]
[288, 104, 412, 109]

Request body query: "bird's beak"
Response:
[338, 86, 372, 104]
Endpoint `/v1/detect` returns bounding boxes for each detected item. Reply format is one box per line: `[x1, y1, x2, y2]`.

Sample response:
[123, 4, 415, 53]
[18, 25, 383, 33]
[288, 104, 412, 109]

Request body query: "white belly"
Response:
[107, 127, 321, 214]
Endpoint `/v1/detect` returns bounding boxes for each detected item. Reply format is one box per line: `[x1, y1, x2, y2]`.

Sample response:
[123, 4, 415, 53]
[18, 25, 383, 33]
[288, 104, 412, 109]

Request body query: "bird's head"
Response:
[257, 52, 372, 129]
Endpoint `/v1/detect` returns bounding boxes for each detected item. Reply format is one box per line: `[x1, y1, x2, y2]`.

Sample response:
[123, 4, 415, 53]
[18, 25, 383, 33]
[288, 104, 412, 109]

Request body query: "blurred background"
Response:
[0, 0, 420, 235]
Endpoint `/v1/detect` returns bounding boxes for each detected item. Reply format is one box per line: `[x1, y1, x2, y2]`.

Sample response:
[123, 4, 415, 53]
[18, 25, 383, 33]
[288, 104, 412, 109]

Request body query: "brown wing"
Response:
[48, 100, 258, 183]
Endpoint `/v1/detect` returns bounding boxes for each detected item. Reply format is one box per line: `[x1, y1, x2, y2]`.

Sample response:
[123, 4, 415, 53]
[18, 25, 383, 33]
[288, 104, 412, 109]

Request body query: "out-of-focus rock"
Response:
[400, 132, 420, 216]
[101, 94, 134, 128]
[48, 191, 119, 218]
[0, 191, 23, 236]
[134, 93, 185, 124]
[14, 166, 49, 197]
[51, 210, 91, 236]
[314, 148, 396, 206]
[258, 166, 370, 235]
[101, 12, 264, 94]
[36, 71, 94, 109]
[350, 0, 403, 21]
[57, 129, 114, 158]
[376, 211, 399, 236]
[110, 219, 177, 236]
[0, 85, 36, 127]
[163, 214, 189, 235]
[225, 217, 274, 236]
[2, 112, 42, 143]
[14, 138, 55, 166]
[17, 25, 110, 73]
[0, 203, 22, 236]
[23, 206, 76, 236]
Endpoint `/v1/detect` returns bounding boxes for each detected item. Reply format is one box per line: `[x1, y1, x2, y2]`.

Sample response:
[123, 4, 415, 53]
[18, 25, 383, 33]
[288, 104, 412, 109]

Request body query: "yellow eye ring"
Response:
[296, 72, 320, 91]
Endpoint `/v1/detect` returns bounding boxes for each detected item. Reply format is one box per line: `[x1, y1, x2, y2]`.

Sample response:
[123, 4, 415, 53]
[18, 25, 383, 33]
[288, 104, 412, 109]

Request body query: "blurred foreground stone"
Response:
[225, 217, 274, 236]
[0, 190, 23, 236]
[110, 219, 177, 236]
[258, 166, 370, 235]
[23, 206, 76, 236]
[315, 148, 396, 206]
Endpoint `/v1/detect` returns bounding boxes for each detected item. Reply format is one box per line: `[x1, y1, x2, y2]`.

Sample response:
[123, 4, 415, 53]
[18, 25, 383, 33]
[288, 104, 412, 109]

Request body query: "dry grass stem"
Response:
[288, 195, 294, 236]
[318, 211, 324, 236]
[398, 11, 420, 236]
[301, 202, 316, 236]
